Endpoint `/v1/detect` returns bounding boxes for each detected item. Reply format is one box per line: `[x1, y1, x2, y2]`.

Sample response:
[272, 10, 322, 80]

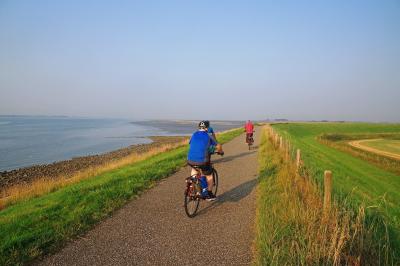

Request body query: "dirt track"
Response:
[348, 139, 400, 161]
[38, 128, 260, 266]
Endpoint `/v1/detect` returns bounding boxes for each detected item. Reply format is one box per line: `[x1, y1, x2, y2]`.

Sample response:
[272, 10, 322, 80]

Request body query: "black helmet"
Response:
[204, 120, 210, 128]
[198, 121, 207, 129]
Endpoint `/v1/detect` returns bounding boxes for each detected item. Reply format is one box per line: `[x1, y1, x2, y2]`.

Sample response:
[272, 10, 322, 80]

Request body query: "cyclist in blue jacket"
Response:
[187, 121, 223, 201]
[204, 120, 217, 143]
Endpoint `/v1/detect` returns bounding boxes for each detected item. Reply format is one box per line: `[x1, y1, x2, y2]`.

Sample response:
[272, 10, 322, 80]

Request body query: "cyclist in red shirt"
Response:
[244, 120, 254, 144]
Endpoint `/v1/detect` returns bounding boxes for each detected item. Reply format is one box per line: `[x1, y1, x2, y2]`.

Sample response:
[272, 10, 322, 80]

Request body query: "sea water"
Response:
[0, 116, 166, 171]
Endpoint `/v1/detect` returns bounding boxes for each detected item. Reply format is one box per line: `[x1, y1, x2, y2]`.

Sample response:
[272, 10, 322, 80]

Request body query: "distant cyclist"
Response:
[244, 120, 254, 144]
[204, 120, 217, 143]
[187, 121, 223, 201]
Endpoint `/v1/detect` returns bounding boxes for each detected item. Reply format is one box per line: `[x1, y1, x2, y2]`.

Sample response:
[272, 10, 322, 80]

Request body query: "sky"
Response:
[0, 0, 399, 122]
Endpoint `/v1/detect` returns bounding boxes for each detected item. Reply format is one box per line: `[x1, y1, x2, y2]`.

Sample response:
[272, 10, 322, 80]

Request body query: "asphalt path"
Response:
[38, 128, 260, 266]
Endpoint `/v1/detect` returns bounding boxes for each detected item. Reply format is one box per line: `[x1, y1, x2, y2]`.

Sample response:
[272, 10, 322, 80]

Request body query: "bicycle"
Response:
[246, 132, 254, 150]
[184, 153, 222, 218]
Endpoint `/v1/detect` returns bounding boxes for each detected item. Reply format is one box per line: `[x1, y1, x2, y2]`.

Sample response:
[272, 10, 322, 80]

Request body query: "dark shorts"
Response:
[187, 161, 213, 175]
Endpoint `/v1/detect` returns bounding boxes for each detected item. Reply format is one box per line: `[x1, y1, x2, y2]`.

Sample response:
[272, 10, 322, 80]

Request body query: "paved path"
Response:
[39, 128, 261, 266]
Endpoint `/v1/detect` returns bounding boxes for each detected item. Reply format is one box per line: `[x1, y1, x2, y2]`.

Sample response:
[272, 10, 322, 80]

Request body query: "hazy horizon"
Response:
[1, 1, 399, 122]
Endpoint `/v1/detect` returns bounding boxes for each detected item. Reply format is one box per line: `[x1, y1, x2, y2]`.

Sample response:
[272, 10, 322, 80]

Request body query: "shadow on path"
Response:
[196, 178, 258, 216]
[213, 149, 257, 164]
[250, 144, 259, 150]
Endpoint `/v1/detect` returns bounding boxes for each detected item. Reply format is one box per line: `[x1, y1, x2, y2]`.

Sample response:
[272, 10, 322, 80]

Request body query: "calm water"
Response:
[0, 116, 168, 171]
[0, 116, 244, 171]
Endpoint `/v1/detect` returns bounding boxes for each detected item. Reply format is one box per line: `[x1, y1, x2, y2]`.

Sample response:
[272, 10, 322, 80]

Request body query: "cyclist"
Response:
[187, 121, 223, 201]
[204, 120, 217, 142]
[204, 120, 218, 161]
[244, 120, 254, 144]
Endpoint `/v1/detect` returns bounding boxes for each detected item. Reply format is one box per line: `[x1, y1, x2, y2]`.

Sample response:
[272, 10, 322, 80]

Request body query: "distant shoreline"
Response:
[0, 136, 187, 193]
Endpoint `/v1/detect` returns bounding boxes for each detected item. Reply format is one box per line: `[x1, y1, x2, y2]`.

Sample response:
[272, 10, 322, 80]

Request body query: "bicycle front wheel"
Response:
[211, 169, 219, 196]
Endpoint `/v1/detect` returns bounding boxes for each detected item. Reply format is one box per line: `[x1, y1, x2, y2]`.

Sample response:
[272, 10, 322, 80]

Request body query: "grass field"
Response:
[271, 122, 400, 261]
[0, 128, 243, 266]
[256, 126, 392, 265]
[361, 139, 400, 155]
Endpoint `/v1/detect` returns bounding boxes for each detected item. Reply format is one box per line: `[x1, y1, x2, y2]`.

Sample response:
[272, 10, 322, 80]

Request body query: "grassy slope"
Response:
[0, 129, 242, 265]
[272, 122, 400, 255]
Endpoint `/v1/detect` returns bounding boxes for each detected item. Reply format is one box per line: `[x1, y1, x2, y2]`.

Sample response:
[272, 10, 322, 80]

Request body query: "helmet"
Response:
[198, 121, 207, 129]
[204, 120, 210, 128]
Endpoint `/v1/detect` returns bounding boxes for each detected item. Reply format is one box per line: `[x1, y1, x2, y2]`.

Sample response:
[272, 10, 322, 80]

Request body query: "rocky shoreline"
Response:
[0, 136, 187, 192]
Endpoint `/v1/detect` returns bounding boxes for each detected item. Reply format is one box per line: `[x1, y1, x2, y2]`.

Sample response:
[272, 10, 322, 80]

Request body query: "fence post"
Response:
[279, 136, 283, 150]
[286, 140, 290, 160]
[296, 149, 301, 169]
[323, 170, 333, 214]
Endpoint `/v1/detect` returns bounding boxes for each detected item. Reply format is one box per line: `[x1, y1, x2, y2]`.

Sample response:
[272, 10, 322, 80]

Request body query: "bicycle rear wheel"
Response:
[211, 169, 219, 196]
[184, 183, 200, 218]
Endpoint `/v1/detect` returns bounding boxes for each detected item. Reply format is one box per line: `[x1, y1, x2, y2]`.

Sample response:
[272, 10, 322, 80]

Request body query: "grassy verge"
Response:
[0, 128, 243, 266]
[270, 122, 400, 263]
[256, 126, 394, 265]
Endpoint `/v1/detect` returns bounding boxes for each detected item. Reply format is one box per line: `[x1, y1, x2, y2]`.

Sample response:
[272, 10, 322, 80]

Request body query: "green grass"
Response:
[256, 126, 394, 265]
[0, 128, 243, 266]
[362, 139, 400, 155]
[271, 122, 400, 261]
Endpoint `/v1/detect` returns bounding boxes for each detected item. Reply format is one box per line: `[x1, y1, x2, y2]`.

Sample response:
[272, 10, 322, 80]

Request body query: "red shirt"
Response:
[245, 122, 254, 133]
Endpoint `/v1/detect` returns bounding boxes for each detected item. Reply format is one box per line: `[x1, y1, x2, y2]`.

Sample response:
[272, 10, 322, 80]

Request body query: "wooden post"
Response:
[323, 170, 333, 213]
[286, 140, 290, 160]
[279, 136, 283, 150]
[296, 149, 301, 169]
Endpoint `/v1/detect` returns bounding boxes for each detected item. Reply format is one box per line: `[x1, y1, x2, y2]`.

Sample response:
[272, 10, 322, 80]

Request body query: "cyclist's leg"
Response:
[191, 167, 200, 176]
[188, 162, 201, 176]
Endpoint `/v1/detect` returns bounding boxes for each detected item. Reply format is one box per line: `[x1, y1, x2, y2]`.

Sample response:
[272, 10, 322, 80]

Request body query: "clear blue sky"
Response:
[1, 0, 399, 121]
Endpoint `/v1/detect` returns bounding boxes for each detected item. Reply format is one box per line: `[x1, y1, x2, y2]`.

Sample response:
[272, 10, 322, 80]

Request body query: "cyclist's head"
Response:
[198, 120, 207, 129]
[204, 120, 210, 128]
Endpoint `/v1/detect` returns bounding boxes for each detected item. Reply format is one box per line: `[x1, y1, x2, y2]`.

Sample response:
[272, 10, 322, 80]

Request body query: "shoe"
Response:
[206, 191, 217, 201]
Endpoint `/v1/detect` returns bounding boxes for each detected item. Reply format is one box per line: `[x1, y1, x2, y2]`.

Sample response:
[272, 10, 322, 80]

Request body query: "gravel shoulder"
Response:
[38, 128, 260, 266]
[348, 139, 400, 161]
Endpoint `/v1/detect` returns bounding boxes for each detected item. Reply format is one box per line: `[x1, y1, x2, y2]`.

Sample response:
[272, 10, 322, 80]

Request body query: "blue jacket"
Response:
[187, 130, 217, 164]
